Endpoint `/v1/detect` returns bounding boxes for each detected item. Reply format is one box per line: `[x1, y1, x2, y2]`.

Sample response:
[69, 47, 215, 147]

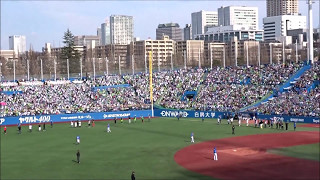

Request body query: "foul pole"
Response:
[149, 51, 154, 117]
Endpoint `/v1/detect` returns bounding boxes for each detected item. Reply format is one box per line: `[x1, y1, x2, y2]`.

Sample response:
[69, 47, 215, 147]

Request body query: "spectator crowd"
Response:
[1, 62, 318, 117]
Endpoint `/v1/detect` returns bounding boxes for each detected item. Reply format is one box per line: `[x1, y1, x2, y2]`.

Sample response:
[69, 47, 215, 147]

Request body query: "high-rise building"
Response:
[263, 15, 306, 42]
[184, 24, 192, 40]
[97, 27, 102, 45]
[267, 0, 299, 17]
[176, 40, 204, 67]
[101, 19, 111, 45]
[191, 11, 218, 39]
[156, 23, 182, 41]
[110, 15, 134, 45]
[218, 6, 259, 30]
[9, 35, 26, 55]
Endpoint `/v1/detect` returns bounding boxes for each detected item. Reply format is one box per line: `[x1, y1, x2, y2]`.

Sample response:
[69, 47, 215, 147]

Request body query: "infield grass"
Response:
[1, 118, 318, 180]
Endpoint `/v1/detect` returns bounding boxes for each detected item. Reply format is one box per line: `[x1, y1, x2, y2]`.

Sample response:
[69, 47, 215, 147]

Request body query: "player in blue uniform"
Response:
[294, 122, 296, 131]
[76, 135, 80, 144]
[107, 123, 111, 133]
[213, 147, 218, 161]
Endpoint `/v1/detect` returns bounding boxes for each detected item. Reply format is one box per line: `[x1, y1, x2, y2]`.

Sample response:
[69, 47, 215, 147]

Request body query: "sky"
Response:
[1, 0, 319, 51]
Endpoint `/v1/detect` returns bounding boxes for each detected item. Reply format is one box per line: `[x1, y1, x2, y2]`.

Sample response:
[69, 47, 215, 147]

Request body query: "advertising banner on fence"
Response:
[154, 109, 319, 124]
[0, 110, 151, 126]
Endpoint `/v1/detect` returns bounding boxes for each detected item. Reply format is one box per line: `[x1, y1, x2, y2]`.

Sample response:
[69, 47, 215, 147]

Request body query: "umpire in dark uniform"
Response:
[131, 171, 135, 180]
[76, 150, 80, 164]
[232, 125, 235, 135]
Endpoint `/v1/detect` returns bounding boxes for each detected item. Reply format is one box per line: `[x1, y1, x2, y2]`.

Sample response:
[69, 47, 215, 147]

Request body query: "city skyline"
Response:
[1, 0, 319, 51]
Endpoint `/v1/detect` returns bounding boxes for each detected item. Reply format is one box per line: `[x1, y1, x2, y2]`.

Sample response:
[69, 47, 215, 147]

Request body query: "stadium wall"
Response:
[0, 109, 318, 126]
[0, 110, 151, 126]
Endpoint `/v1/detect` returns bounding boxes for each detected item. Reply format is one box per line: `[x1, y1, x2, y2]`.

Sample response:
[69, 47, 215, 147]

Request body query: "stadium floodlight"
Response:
[198, 49, 201, 69]
[184, 50, 186, 70]
[105, 57, 108, 75]
[93, 57, 96, 80]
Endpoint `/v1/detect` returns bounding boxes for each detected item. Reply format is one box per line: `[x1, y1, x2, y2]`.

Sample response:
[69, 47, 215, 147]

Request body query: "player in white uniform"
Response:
[191, 132, 194, 143]
[29, 124, 32, 132]
[246, 117, 249, 127]
[71, 121, 74, 127]
[107, 124, 111, 133]
[213, 147, 218, 161]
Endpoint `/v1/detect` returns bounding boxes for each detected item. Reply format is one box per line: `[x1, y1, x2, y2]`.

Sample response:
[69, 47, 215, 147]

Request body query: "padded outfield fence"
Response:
[0, 109, 318, 126]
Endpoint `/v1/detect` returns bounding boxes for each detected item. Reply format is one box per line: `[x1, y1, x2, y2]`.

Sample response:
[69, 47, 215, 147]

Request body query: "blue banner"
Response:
[1, 91, 23, 95]
[154, 109, 319, 124]
[0, 110, 151, 126]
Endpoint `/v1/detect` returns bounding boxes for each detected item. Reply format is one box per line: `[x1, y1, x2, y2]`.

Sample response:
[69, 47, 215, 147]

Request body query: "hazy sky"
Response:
[1, 0, 319, 51]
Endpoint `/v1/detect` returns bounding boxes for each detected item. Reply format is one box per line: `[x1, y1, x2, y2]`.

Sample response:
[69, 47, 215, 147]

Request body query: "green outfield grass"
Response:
[1, 118, 318, 180]
[268, 143, 320, 161]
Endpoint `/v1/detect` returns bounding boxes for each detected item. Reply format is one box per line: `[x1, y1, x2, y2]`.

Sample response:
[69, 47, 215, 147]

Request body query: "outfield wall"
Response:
[0, 109, 318, 126]
[153, 109, 319, 124]
[0, 110, 151, 126]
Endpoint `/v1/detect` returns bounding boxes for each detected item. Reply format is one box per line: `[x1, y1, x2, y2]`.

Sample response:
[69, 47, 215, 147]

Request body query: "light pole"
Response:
[246, 43, 249, 67]
[93, 57, 96, 80]
[269, 43, 273, 64]
[67, 58, 69, 80]
[118, 56, 121, 75]
[296, 39, 298, 63]
[0, 62, 2, 82]
[282, 42, 285, 65]
[308, 0, 314, 64]
[184, 50, 187, 70]
[80, 58, 83, 79]
[27, 59, 30, 81]
[258, 43, 261, 67]
[198, 49, 201, 69]
[210, 44, 213, 69]
[105, 57, 108, 75]
[132, 54, 135, 75]
[40, 58, 43, 81]
[170, 53, 173, 71]
[223, 45, 226, 68]
[54, 57, 57, 81]
[13, 59, 16, 81]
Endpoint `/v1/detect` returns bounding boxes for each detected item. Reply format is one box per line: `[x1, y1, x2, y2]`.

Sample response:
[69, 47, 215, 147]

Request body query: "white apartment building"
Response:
[218, 6, 259, 30]
[267, 0, 299, 17]
[110, 15, 134, 45]
[74, 35, 100, 49]
[9, 35, 26, 55]
[101, 19, 111, 45]
[191, 11, 218, 39]
[263, 15, 306, 41]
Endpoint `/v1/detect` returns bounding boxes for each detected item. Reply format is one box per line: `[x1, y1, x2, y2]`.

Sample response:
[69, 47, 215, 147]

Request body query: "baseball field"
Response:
[1, 117, 319, 180]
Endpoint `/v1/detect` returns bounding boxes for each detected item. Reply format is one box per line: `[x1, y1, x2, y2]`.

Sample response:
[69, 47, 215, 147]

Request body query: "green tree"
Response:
[60, 29, 81, 76]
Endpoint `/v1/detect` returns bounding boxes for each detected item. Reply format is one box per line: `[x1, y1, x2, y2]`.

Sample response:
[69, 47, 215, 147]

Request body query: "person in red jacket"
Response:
[4, 126, 7, 134]
[92, 120, 95, 127]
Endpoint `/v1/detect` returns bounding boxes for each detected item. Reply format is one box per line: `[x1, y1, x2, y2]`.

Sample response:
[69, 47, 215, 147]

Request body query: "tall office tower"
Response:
[184, 24, 192, 40]
[9, 35, 26, 55]
[267, 0, 299, 17]
[101, 18, 111, 45]
[156, 23, 183, 41]
[218, 6, 259, 30]
[191, 11, 218, 39]
[110, 15, 134, 45]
